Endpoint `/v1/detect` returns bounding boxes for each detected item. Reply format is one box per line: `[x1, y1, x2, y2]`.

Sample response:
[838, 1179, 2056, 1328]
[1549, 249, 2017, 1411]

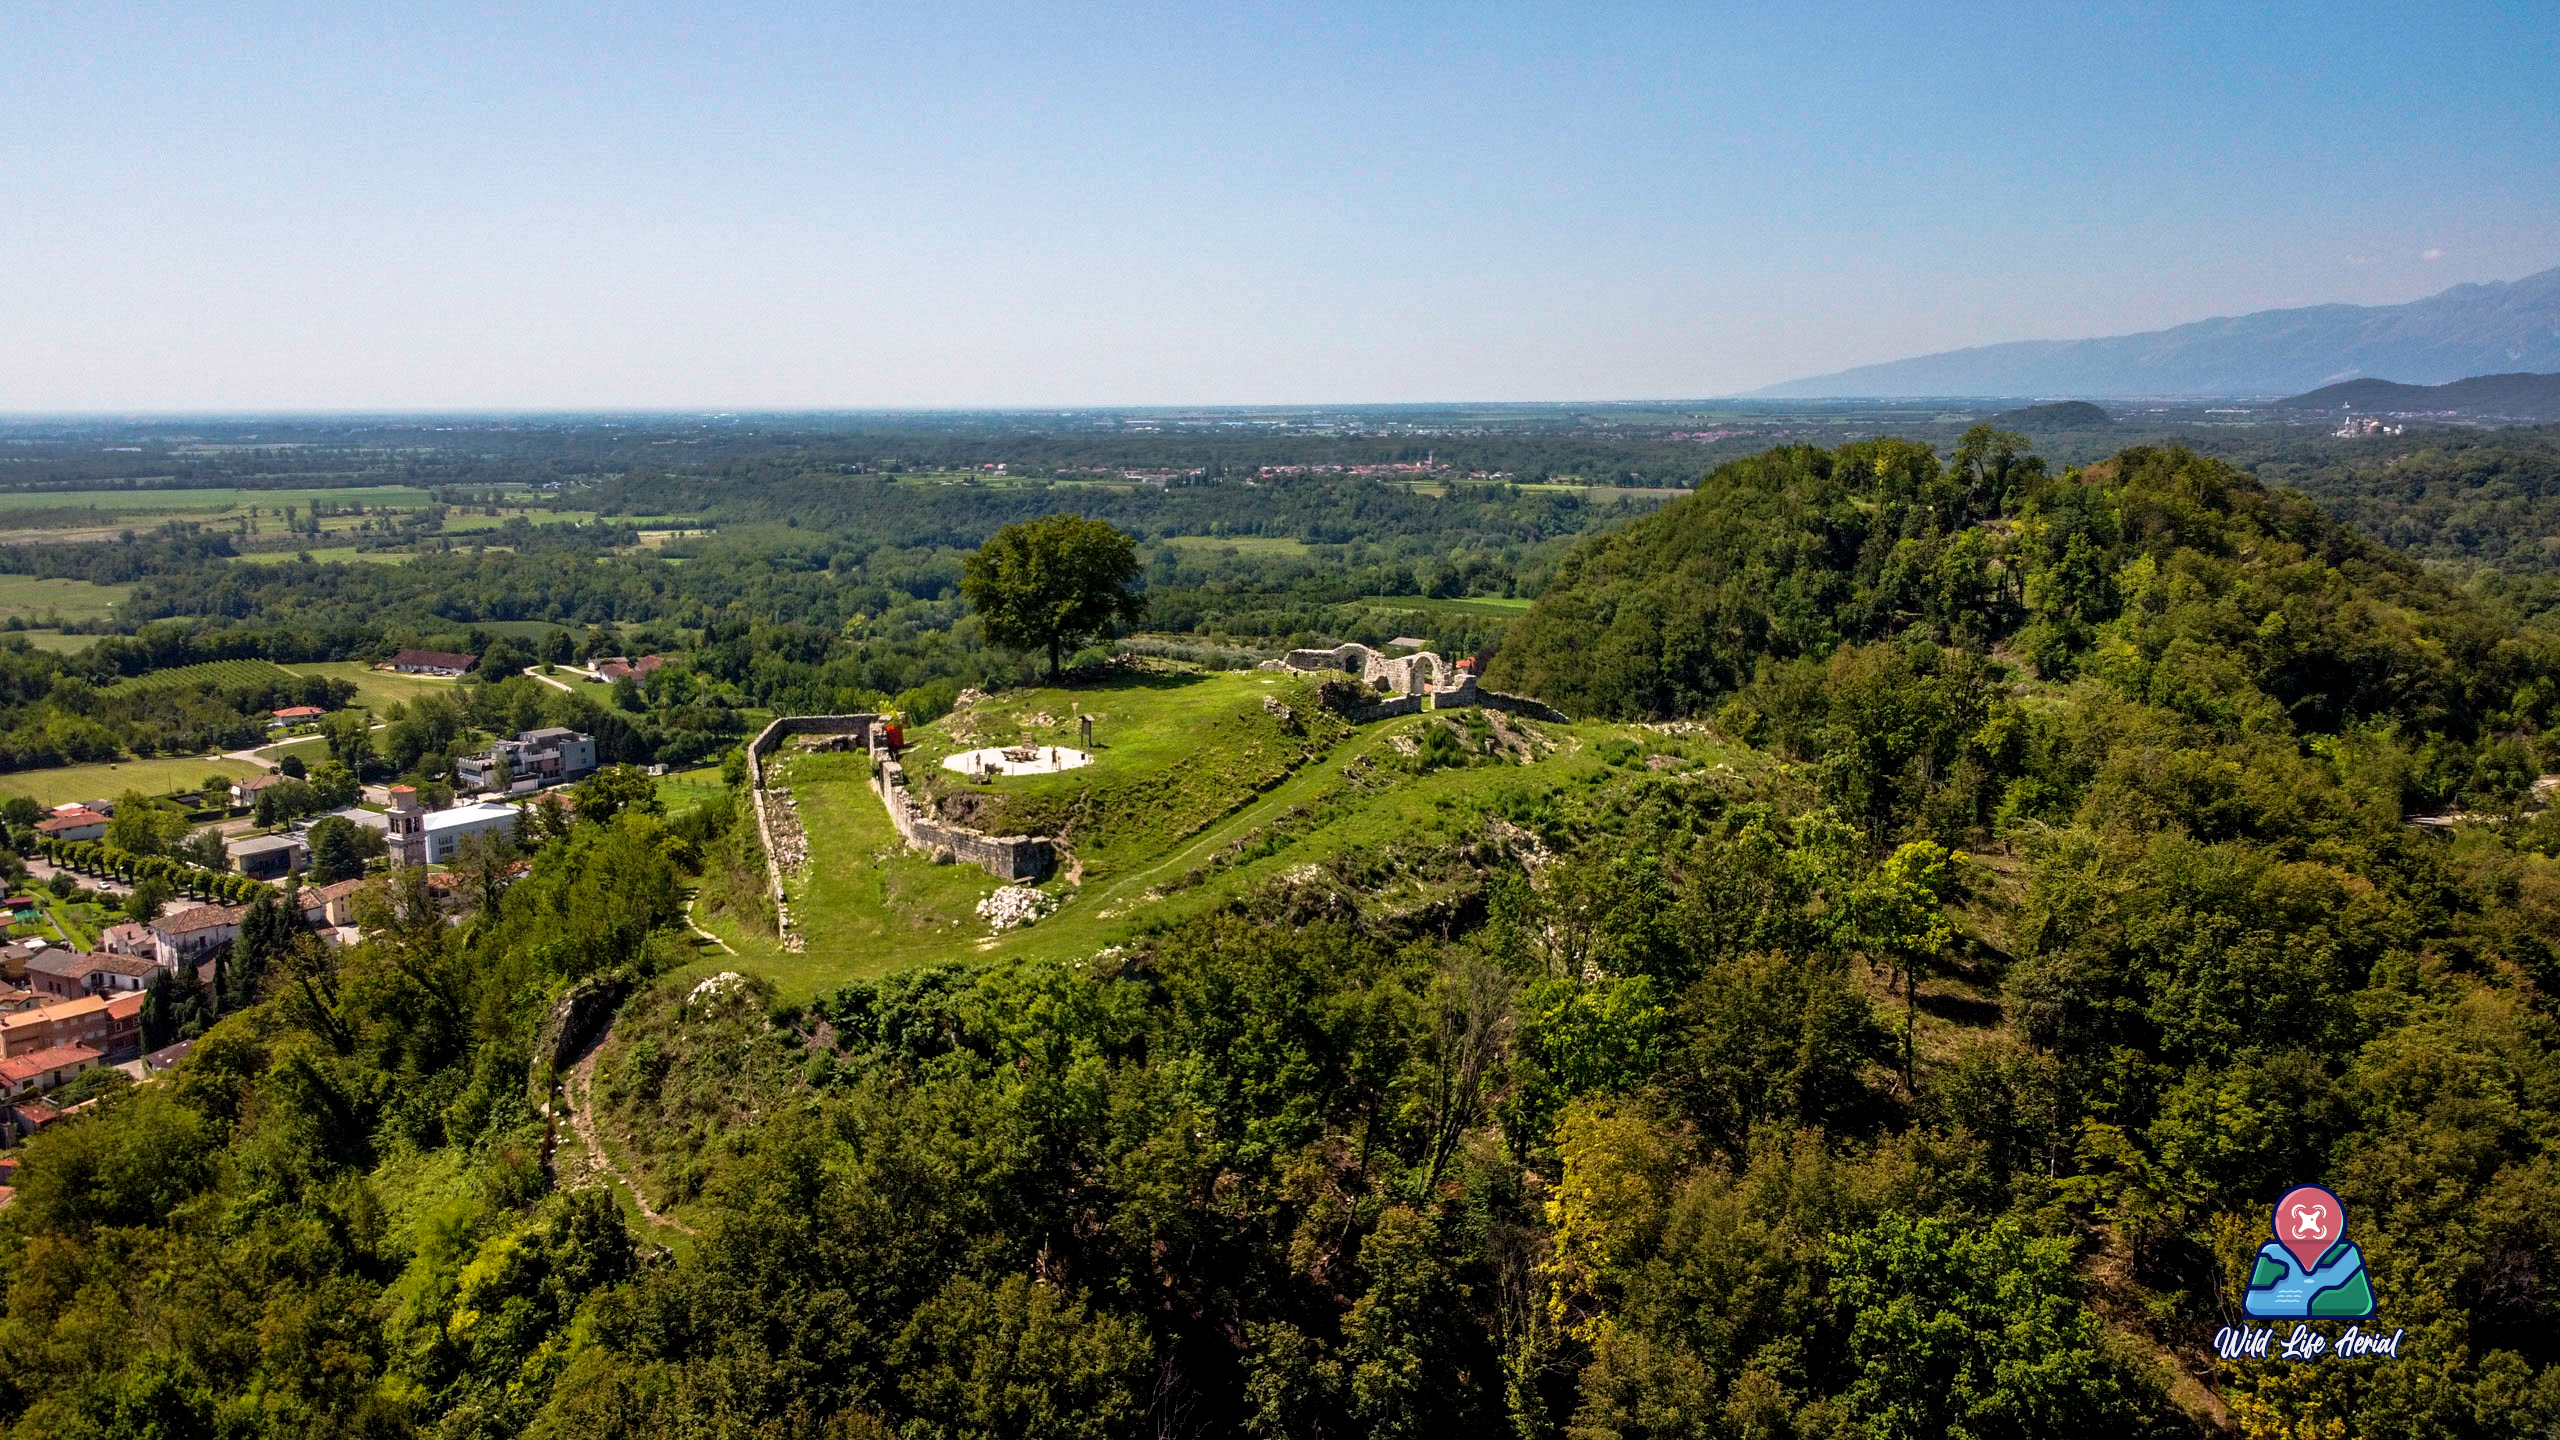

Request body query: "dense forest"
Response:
[12, 428, 2560, 1435]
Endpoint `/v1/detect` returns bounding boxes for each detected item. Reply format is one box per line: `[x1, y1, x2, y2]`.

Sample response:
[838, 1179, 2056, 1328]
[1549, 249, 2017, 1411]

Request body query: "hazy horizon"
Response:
[8, 2, 2556, 410]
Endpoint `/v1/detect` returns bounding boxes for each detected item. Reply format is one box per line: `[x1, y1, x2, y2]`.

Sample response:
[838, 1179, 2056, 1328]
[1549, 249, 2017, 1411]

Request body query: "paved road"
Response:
[24, 856, 132, 898]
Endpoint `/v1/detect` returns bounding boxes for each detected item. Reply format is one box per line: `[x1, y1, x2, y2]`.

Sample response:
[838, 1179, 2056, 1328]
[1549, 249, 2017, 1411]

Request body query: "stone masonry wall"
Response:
[873, 759, 1053, 882]
[746, 715, 879, 946]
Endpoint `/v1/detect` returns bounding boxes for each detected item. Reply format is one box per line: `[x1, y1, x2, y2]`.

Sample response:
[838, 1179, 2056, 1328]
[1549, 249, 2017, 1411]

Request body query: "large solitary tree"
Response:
[961, 514, 1146, 679]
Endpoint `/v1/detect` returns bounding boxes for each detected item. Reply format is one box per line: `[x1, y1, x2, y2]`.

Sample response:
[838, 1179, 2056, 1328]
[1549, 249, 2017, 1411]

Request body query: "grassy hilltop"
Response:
[26, 436, 2560, 1437]
[693, 667, 1761, 994]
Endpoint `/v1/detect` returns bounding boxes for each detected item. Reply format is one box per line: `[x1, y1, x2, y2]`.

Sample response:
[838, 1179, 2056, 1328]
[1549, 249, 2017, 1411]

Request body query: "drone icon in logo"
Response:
[2243, 1183, 2376, 1320]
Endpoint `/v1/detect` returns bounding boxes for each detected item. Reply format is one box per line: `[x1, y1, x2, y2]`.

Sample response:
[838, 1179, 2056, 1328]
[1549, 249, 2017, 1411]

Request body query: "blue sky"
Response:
[5, 1, 2555, 409]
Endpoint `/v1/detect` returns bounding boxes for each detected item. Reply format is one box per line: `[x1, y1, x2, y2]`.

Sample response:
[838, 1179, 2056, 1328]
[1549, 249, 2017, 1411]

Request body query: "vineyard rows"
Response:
[103, 658, 301, 696]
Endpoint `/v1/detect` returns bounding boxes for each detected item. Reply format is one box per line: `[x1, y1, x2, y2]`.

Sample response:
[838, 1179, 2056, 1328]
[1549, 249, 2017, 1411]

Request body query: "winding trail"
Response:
[685, 895, 736, 955]
[559, 1032, 694, 1235]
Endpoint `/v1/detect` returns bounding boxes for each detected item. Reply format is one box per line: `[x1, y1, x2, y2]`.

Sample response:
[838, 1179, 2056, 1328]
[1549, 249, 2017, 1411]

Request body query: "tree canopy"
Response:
[961, 514, 1147, 678]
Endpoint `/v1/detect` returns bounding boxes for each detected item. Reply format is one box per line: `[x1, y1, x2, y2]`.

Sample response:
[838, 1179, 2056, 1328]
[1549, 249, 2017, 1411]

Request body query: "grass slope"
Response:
[704, 666, 1754, 999]
[280, 661, 467, 713]
[0, 754, 263, 806]
[0, 575, 134, 625]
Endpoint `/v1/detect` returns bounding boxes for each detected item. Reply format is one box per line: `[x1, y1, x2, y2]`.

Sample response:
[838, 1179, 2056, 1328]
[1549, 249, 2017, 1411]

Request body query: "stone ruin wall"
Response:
[743, 711, 1052, 941]
[744, 714, 881, 945]
[873, 760, 1052, 883]
[1264, 644, 1570, 723]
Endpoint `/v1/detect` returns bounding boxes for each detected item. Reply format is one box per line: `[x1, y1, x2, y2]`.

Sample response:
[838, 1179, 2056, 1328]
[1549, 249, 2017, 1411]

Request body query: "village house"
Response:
[232, 772, 292, 805]
[101, 991, 143, 1060]
[269, 704, 326, 726]
[457, 727, 597, 792]
[296, 878, 367, 936]
[0, 1044, 102, 1098]
[34, 808, 108, 843]
[100, 922, 153, 957]
[150, 904, 244, 970]
[388, 648, 477, 676]
[225, 832, 308, 881]
[0, 994, 113, 1059]
[593, 654, 669, 683]
[24, 949, 156, 1000]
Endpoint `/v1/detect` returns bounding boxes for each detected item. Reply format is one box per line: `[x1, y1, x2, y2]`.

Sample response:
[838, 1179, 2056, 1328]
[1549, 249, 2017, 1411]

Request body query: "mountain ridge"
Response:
[2279, 371, 2560, 420]
[1757, 266, 2560, 398]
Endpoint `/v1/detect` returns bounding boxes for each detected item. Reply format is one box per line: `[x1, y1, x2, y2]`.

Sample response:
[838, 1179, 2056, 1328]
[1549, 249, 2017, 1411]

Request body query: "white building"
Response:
[386, 787, 523, 866]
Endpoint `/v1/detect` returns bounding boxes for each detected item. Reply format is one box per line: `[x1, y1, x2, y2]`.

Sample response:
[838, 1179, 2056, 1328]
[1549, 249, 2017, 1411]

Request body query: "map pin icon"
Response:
[2273, 1183, 2345, 1271]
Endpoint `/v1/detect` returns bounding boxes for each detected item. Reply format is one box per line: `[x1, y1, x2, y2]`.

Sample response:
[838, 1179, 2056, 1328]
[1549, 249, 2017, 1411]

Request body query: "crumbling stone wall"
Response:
[746, 714, 880, 945]
[1264, 642, 1443, 694]
[874, 759, 1052, 882]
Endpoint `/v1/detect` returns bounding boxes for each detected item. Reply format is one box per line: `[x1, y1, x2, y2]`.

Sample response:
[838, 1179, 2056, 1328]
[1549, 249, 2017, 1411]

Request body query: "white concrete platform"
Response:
[942, 745, 1094, 777]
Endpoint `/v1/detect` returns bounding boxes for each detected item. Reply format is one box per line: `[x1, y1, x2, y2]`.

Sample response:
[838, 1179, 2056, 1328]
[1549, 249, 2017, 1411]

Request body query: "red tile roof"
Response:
[390, 649, 477, 671]
[35, 810, 107, 833]
[0, 1044, 102, 1084]
[273, 705, 326, 719]
[152, 904, 242, 936]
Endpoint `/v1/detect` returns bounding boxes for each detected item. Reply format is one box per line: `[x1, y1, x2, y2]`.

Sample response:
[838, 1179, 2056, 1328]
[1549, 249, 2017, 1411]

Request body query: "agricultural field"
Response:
[0, 484, 444, 517]
[1162, 535, 1313, 559]
[102, 657, 301, 697]
[0, 575, 134, 625]
[0, 754, 264, 807]
[279, 660, 465, 712]
[1345, 593, 1535, 617]
[229, 546, 416, 566]
[5, 631, 104, 653]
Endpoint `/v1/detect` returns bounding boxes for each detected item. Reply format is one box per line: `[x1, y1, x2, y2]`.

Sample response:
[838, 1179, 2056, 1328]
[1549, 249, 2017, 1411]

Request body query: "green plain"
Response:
[1163, 535, 1313, 558]
[280, 661, 468, 713]
[1347, 594, 1535, 616]
[0, 575, 134, 624]
[0, 754, 265, 807]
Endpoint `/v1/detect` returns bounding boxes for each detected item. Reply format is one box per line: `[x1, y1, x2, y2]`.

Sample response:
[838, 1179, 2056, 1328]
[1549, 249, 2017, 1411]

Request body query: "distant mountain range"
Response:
[2279, 371, 2560, 420]
[1757, 265, 2560, 398]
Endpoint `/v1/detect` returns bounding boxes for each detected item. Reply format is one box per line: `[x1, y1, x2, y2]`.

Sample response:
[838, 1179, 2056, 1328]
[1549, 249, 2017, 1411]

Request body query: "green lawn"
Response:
[0, 575, 134, 625]
[230, 546, 417, 566]
[255, 734, 334, 767]
[1163, 535, 1313, 558]
[280, 661, 468, 713]
[1347, 594, 1536, 616]
[0, 754, 264, 807]
[5, 630, 103, 654]
[721, 749, 1005, 996]
[692, 665, 1745, 1000]
[899, 670, 1348, 882]
[652, 768, 728, 814]
[0, 484, 443, 515]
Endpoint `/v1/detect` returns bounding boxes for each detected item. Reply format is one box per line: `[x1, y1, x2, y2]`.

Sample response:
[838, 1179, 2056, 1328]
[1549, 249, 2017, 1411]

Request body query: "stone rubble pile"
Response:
[761, 785, 809, 873]
[976, 885, 1058, 932]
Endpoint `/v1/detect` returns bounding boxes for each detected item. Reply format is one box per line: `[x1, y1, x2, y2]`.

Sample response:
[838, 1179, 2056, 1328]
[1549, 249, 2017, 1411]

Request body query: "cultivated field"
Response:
[103, 657, 300, 697]
[0, 754, 264, 807]
[229, 546, 417, 566]
[0, 575, 134, 625]
[279, 660, 466, 712]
